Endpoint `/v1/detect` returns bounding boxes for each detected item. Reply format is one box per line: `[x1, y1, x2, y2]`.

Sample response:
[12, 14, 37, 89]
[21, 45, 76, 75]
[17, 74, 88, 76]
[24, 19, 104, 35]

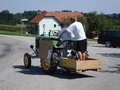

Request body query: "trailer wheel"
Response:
[23, 53, 31, 68]
[41, 53, 58, 74]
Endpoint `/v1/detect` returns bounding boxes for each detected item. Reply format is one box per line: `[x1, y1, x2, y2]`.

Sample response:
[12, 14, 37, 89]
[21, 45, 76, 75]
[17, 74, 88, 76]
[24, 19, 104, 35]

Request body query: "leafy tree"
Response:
[85, 12, 114, 33]
[0, 10, 37, 25]
[13, 13, 22, 24]
[77, 16, 87, 32]
[22, 11, 37, 21]
[97, 14, 113, 32]
[0, 10, 14, 24]
[106, 13, 120, 30]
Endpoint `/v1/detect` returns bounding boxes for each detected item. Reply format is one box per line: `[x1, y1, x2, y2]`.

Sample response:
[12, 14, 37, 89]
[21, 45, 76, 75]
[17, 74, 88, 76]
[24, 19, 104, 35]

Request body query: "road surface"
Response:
[0, 35, 120, 90]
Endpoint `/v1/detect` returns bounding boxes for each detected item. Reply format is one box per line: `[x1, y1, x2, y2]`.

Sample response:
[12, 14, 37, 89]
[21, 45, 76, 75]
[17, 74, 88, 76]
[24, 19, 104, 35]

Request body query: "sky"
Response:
[0, 0, 120, 14]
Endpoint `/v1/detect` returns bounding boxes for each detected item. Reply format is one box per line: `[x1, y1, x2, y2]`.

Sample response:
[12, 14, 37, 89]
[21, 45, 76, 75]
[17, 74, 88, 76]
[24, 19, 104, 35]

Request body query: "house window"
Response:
[43, 24, 45, 29]
[54, 24, 56, 28]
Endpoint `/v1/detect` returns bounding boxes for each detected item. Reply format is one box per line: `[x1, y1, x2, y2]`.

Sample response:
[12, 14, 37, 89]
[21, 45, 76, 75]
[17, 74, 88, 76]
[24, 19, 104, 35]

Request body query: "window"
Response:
[113, 31, 120, 37]
[43, 24, 45, 28]
[54, 24, 56, 28]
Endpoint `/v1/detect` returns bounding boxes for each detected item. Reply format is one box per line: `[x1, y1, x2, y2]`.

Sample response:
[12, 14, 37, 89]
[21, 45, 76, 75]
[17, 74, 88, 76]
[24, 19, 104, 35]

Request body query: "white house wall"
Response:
[39, 17, 61, 35]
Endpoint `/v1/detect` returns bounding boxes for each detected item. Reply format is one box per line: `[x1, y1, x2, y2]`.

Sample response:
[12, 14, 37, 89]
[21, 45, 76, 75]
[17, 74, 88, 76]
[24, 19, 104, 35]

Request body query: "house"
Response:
[29, 11, 83, 35]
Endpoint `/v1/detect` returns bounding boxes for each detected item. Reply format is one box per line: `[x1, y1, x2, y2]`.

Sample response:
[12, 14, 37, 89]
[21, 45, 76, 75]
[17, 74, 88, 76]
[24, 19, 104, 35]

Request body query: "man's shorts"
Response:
[76, 39, 87, 53]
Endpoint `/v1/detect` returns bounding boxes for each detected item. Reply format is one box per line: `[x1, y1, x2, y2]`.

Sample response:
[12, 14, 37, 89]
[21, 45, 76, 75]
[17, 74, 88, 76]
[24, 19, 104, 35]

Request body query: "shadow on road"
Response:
[13, 65, 44, 75]
[0, 44, 13, 58]
[13, 65, 94, 79]
[97, 53, 120, 58]
[102, 64, 120, 74]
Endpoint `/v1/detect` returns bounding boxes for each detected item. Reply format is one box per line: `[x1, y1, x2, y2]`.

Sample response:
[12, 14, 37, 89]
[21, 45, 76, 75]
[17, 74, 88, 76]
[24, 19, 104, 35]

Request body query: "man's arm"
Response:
[59, 30, 67, 38]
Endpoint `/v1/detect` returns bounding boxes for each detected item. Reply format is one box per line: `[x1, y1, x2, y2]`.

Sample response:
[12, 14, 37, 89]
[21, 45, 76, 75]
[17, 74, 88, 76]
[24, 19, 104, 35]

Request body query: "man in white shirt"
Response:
[59, 17, 87, 60]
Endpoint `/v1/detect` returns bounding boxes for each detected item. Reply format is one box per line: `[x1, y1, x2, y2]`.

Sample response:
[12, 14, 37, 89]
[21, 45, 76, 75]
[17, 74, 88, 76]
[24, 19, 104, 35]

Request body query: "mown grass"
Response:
[0, 24, 33, 36]
[0, 31, 32, 36]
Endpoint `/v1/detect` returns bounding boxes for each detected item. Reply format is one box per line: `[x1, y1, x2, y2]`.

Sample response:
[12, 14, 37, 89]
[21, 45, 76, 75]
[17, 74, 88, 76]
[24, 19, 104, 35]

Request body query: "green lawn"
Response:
[0, 24, 32, 36]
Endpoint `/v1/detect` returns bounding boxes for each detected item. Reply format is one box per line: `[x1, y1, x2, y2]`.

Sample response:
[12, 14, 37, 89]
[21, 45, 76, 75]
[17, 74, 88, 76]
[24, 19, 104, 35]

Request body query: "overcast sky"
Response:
[0, 0, 120, 14]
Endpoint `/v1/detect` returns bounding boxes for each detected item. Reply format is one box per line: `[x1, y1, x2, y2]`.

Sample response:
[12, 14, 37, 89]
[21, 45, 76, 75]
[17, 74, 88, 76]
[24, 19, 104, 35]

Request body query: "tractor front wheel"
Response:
[23, 53, 31, 68]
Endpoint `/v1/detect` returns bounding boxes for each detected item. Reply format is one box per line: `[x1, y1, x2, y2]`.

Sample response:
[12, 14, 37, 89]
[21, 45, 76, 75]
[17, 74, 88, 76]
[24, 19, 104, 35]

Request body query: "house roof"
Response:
[30, 11, 83, 23]
[30, 11, 47, 23]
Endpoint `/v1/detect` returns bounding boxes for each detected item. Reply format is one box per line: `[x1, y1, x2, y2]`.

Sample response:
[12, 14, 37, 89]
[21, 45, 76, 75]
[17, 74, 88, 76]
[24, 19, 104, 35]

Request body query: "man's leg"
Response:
[81, 39, 87, 60]
[82, 52, 86, 60]
[77, 51, 83, 60]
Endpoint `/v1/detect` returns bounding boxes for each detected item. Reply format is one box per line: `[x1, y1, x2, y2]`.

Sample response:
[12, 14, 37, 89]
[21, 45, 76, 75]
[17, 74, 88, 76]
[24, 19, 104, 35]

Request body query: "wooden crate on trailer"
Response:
[60, 57, 101, 72]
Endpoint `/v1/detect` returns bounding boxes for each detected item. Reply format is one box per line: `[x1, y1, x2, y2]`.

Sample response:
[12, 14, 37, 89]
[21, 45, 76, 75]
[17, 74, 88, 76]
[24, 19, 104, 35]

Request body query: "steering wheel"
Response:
[52, 30, 59, 36]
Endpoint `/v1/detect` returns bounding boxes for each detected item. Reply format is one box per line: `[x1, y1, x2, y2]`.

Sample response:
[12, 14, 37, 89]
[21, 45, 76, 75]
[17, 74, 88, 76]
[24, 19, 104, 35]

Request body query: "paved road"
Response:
[0, 35, 34, 72]
[0, 35, 120, 90]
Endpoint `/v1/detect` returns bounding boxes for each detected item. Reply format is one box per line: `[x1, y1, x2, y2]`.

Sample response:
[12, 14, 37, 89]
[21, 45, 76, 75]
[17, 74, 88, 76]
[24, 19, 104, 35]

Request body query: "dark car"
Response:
[97, 30, 120, 48]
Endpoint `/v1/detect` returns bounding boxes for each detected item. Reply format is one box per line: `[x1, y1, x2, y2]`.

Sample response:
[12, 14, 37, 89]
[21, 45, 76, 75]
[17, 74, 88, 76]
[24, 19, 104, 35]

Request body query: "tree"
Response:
[0, 10, 14, 24]
[76, 16, 88, 33]
[13, 13, 22, 24]
[22, 10, 37, 21]
[85, 12, 114, 33]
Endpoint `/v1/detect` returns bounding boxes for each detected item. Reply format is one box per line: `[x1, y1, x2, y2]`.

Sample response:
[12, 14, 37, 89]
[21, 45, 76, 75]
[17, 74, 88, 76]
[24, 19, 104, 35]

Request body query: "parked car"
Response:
[97, 30, 120, 48]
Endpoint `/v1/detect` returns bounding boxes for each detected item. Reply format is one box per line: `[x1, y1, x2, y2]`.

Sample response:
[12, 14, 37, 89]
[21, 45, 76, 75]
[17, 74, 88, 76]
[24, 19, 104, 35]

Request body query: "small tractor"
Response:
[23, 35, 101, 74]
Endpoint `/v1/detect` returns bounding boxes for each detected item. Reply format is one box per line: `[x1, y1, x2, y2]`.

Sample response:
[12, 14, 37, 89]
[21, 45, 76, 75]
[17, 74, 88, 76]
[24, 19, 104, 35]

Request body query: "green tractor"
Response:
[23, 35, 101, 74]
